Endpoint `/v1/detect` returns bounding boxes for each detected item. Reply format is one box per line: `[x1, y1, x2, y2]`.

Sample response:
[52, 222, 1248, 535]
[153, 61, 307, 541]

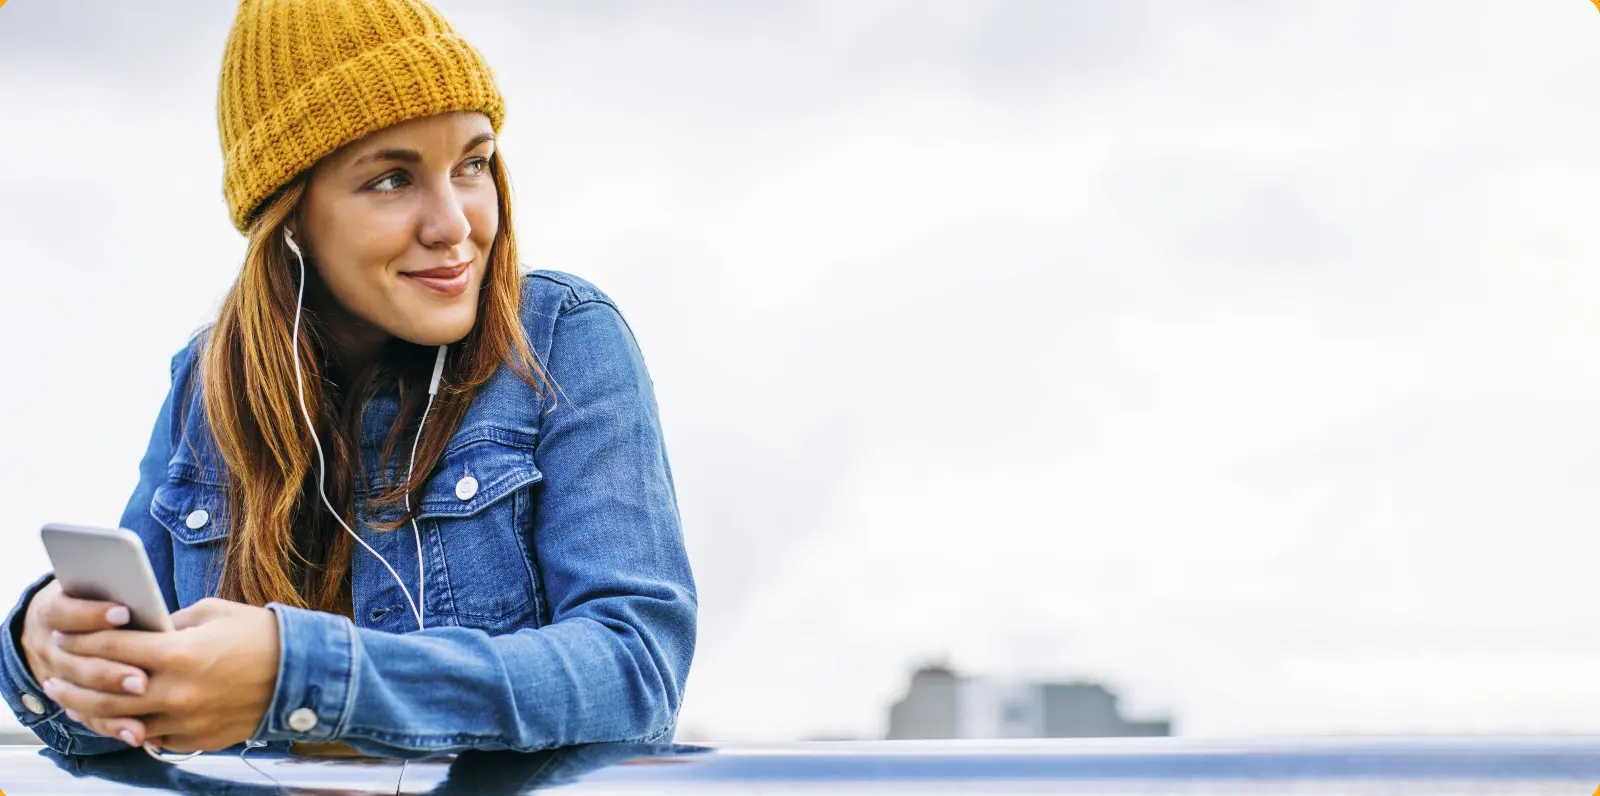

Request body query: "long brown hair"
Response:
[201, 155, 547, 614]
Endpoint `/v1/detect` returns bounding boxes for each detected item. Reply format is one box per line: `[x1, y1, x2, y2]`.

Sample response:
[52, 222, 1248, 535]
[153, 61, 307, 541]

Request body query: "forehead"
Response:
[326, 111, 495, 168]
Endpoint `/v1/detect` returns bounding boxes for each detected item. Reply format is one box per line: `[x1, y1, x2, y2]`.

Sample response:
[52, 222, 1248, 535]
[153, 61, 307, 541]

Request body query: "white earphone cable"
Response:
[285, 228, 427, 629]
[404, 392, 436, 629]
[145, 229, 440, 765]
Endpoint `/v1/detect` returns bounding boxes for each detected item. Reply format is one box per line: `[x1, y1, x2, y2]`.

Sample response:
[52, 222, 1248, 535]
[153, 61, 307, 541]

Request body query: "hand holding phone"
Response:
[17, 524, 167, 740]
[19, 580, 152, 699]
[29, 525, 280, 753]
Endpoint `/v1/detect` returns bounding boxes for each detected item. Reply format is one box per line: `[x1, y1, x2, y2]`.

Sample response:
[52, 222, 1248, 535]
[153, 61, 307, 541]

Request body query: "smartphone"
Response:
[40, 524, 174, 632]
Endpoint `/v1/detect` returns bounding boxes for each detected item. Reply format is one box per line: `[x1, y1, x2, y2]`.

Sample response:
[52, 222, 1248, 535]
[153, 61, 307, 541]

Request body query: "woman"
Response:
[0, 0, 696, 757]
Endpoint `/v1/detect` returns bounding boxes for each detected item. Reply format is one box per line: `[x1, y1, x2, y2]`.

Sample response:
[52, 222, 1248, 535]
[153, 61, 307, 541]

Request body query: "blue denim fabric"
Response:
[1, 271, 697, 757]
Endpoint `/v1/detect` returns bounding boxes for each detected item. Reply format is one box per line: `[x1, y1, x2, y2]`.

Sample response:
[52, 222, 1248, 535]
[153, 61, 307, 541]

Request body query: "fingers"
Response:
[44, 679, 150, 747]
[42, 676, 152, 728]
[39, 591, 132, 634]
[44, 641, 148, 697]
[57, 628, 170, 670]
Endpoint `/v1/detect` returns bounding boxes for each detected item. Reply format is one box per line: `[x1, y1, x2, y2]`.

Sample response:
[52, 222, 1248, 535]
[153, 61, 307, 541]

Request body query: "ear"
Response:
[282, 224, 305, 258]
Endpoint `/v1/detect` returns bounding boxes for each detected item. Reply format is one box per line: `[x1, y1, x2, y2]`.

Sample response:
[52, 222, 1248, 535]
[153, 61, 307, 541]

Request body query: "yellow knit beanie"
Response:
[218, 0, 506, 234]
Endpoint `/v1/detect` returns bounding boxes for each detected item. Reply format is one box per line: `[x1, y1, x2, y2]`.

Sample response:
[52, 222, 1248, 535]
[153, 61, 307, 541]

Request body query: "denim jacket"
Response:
[1, 270, 697, 757]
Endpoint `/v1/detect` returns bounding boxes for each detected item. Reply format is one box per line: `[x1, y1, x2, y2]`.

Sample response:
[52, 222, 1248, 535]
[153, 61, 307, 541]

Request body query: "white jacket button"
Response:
[455, 476, 479, 501]
[20, 693, 45, 715]
[185, 509, 209, 530]
[287, 707, 318, 732]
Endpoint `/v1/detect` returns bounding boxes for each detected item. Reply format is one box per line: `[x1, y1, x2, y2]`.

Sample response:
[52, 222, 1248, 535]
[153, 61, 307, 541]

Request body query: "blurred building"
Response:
[887, 665, 1170, 739]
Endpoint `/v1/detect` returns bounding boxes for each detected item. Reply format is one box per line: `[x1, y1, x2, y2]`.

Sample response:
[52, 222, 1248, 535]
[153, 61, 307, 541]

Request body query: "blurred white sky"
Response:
[5, 0, 1600, 741]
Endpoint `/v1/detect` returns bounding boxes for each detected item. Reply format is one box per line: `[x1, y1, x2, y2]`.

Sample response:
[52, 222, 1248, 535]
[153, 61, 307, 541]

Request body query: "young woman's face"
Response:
[297, 111, 498, 352]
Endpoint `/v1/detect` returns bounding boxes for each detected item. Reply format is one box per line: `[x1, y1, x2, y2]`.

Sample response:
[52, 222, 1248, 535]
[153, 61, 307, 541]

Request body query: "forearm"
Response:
[258, 592, 694, 757]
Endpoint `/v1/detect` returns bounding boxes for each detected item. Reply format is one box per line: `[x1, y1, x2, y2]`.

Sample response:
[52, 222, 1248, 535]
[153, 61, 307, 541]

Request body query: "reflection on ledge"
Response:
[3, 737, 1600, 794]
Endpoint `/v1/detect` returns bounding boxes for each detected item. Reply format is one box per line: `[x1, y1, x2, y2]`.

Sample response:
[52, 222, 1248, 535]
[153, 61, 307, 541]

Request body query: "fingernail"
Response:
[41, 678, 57, 695]
[105, 606, 130, 626]
[119, 730, 137, 747]
[51, 630, 64, 647]
[65, 709, 82, 723]
[122, 675, 146, 695]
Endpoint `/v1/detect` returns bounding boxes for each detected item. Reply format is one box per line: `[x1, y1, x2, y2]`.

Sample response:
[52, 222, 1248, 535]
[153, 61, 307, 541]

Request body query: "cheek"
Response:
[310, 235, 409, 319]
[315, 248, 391, 302]
[467, 193, 499, 249]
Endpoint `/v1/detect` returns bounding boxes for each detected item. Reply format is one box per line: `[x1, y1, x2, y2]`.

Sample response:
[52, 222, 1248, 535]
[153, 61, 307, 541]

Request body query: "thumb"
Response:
[170, 597, 232, 631]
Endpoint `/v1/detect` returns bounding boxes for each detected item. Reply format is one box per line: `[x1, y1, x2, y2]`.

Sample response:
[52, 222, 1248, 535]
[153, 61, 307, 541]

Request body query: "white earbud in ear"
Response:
[283, 227, 301, 257]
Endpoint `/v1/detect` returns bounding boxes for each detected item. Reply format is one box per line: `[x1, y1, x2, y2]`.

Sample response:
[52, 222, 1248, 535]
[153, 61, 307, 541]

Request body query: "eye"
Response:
[368, 171, 411, 194]
[460, 156, 491, 177]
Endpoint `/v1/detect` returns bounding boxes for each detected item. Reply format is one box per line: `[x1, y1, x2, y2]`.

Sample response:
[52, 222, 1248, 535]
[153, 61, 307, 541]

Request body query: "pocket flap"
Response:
[413, 434, 543, 521]
[151, 473, 230, 545]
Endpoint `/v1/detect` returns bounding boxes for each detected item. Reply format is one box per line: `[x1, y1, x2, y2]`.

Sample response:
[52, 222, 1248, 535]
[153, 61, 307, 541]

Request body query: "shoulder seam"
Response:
[557, 297, 638, 346]
[524, 270, 612, 311]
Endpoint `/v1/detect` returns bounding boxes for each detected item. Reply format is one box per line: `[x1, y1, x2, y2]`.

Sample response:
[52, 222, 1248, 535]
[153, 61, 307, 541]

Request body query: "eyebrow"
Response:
[348, 132, 496, 170]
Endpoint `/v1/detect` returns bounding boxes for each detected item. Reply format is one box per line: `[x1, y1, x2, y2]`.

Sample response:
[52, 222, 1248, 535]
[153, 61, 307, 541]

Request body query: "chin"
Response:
[404, 326, 474, 347]
[395, 313, 477, 347]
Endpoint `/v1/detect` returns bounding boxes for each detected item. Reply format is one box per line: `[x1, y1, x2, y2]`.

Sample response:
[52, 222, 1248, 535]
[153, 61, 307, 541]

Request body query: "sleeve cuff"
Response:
[257, 603, 357, 743]
[3, 573, 65, 729]
[3, 573, 146, 755]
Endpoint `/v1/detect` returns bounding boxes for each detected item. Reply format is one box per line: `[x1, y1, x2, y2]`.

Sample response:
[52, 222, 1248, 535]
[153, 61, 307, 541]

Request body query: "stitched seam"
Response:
[358, 428, 538, 498]
[526, 270, 607, 308]
[511, 488, 544, 626]
[330, 618, 359, 738]
[149, 482, 230, 544]
[556, 299, 645, 372]
[165, 461, 226, 487]
[416, 464, 541, 520]
[429, 517, 459, 624]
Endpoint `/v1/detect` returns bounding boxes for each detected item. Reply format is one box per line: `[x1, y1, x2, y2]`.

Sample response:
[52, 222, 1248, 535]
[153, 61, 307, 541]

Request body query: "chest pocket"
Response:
[411, 430, 546, 631]
[149, 465, 229, 607]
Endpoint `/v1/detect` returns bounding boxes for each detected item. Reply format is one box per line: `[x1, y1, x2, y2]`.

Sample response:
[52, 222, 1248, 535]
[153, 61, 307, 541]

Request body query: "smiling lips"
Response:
[402, 261, 471, 297]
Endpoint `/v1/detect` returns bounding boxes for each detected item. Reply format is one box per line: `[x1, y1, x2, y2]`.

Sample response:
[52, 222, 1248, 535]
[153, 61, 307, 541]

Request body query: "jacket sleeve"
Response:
[1, 343, 193, 755]
[257, 297, 698, 757]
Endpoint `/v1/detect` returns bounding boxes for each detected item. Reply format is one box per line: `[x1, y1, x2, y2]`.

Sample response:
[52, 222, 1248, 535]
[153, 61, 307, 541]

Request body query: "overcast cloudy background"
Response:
[4, 0, 1600, 742]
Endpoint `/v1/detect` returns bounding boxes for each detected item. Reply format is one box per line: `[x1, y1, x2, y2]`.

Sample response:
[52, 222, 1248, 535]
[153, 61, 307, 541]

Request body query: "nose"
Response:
[418, 180, 472, 251]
